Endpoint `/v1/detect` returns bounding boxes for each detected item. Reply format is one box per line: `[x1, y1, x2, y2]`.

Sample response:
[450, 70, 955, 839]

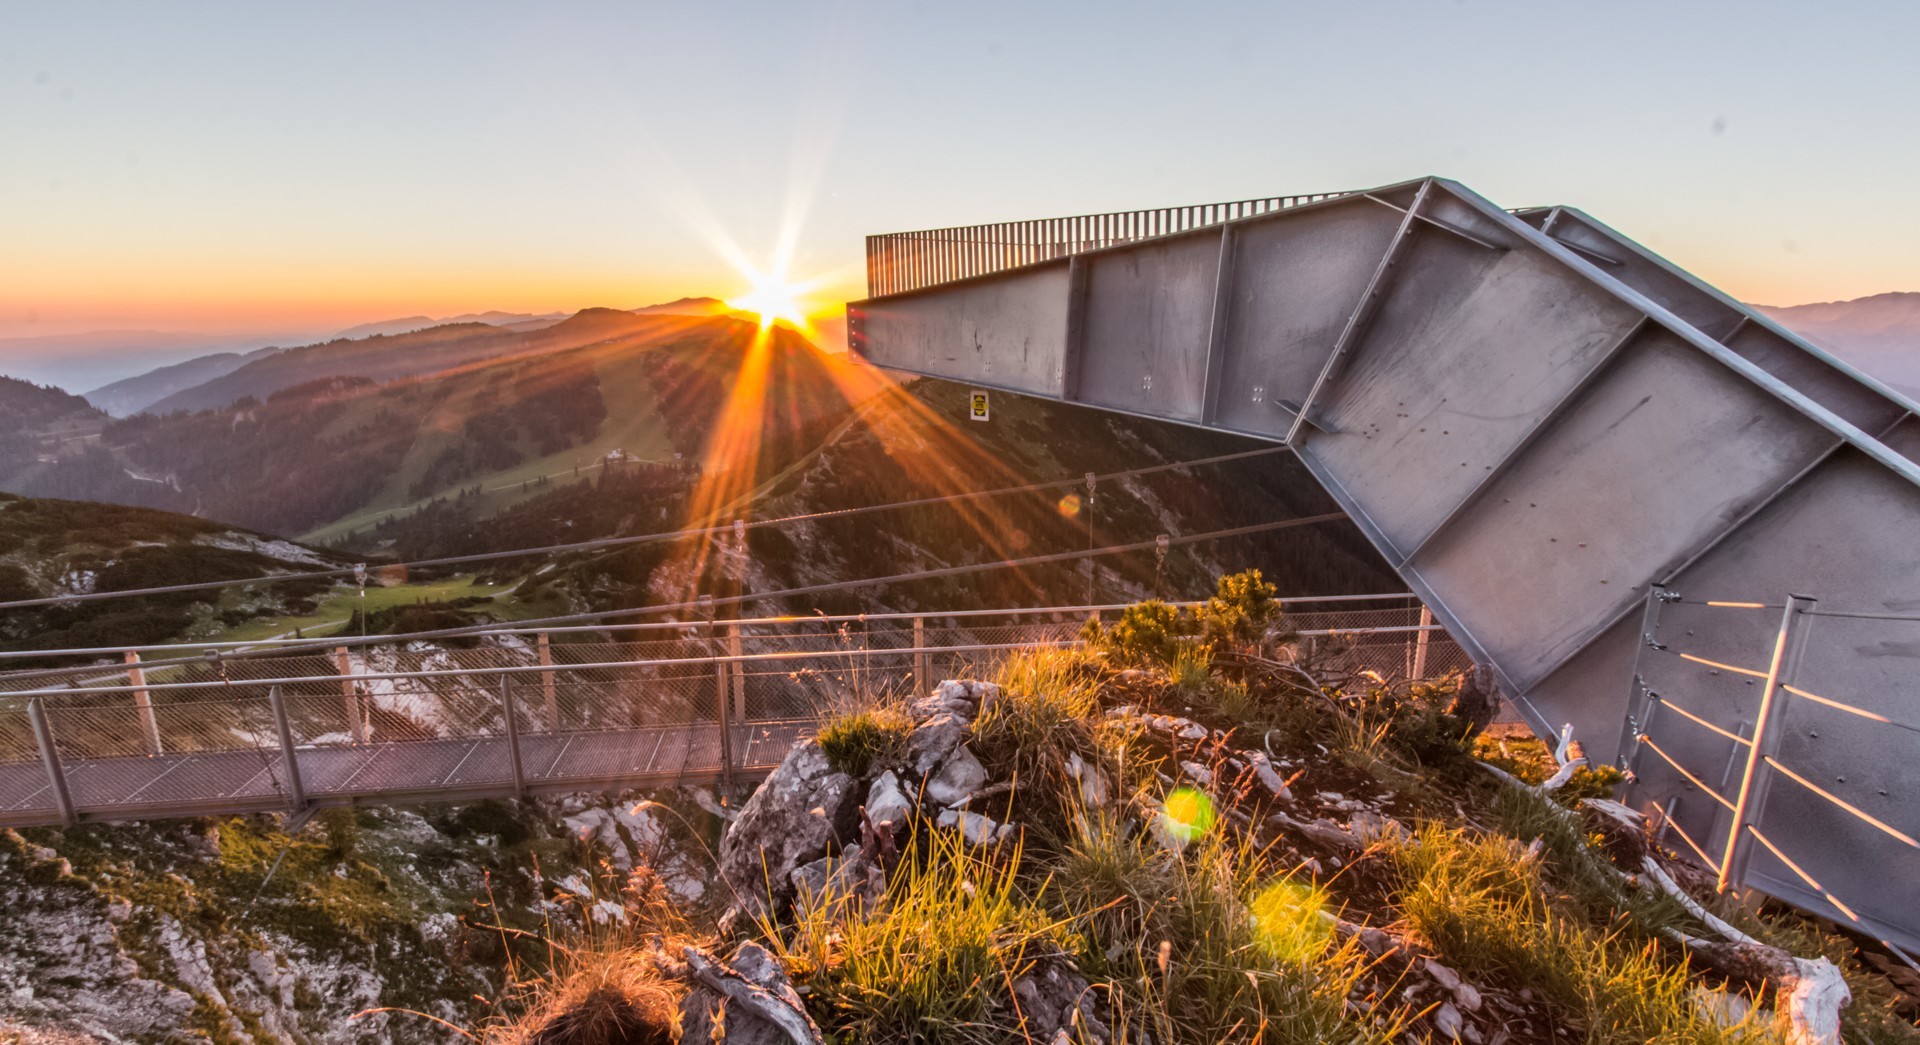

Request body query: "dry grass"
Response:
[493, 944, 681, 1045]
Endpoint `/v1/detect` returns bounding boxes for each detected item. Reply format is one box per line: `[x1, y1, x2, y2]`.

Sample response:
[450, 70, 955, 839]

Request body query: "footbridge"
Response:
[847, 177, 1920, 953]
[0, 597, 1454, 828]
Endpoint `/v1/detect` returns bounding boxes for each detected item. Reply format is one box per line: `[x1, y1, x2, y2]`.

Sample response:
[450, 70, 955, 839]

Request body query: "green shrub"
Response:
[1195, 569, 1285, 651]
[1084, 599, 1194, 665]
[816, 705, 912, 778]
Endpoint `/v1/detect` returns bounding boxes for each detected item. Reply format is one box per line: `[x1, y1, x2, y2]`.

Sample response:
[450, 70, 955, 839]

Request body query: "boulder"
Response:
[789, 844, 885, 920]
[1011, 951, 1110, 1043]
[865, 770, 914, 828]
[923, 744, 988, 806]
[680, 941, 823, 1045]
[719, 740, 859, 922]
[906, 713, 966, 777]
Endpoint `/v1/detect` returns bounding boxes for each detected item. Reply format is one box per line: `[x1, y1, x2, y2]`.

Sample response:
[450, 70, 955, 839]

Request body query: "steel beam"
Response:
[1286, 179, 1433, 445]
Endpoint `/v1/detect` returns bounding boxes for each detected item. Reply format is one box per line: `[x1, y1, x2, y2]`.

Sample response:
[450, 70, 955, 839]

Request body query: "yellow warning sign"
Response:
[969, 391, 990, 422]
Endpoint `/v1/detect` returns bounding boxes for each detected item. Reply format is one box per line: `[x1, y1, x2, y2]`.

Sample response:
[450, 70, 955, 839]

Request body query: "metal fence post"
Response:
[1718, 594, 1816, 892]
[710, 612, 735, 794]
[1411, 606, 1433, 680]
[727, 622, 745, 722]
[333, 646, 366, 744]
[125, 650, 163, 756]
[536, 632, 560, 733]
[500, 676, 526, 796]
[1618, 586, 1678, 782]
[27, 698, 75, 827]
[267, 686, 307, 814]
[913, 617, 929, 693]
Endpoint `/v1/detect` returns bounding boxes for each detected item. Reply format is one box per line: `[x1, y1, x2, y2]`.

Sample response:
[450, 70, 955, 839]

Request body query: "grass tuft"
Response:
[768, 829, 1067, 1043]
[815, 704, 912, 778]
[1388, 823, 1781, 1045]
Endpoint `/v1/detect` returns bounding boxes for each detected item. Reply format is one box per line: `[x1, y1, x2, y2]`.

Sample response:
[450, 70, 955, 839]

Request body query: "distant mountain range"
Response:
[66, 298, 735, 417]
[1756, 292, 1920, 399]
[0, 329, 317, 397]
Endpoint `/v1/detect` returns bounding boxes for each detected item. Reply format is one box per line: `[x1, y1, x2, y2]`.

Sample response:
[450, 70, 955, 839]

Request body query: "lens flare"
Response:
[1156, 787, 1217, 847]
[1249, 880, 1333, 964]
[727, 265, 817, 332]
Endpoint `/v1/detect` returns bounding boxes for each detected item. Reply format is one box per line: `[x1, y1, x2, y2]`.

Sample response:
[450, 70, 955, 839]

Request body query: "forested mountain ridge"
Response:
[77, 312, 837, 539]
[0, 492, 347, 653]
[0, 378, 111, 494]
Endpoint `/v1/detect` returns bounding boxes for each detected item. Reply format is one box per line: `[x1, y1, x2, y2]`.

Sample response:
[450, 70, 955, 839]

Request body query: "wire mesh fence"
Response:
[1624, 590, 1920, 960]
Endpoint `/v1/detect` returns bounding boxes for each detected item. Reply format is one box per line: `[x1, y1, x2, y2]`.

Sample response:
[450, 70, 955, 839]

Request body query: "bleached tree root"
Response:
[1479, 730, 1849, 1045]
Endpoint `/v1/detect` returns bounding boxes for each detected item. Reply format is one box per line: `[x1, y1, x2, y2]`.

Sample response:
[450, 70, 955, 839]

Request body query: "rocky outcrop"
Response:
[720, 680, 1018, 927]
[718, 741, 861, 923]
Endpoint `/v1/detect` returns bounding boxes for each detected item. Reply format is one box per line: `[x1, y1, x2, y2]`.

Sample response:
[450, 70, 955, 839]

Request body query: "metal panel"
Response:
[1077, 231, 1222, 419]
[1410, 327, 1835, 689]
[850, 263, 1074, 397]
[1537, 208, 1918, 437]
[1303, 228, 1642, 554]
[1211, 198, 1403, 438]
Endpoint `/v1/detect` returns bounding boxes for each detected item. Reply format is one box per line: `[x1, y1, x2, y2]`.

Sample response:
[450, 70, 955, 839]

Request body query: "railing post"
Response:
[1618, 586, 1678, 783]
[707, 607, 735, 794]
[27, 698, 75, 827]
[536, 632, 560, 733]
[1411, 606, 1433, 680]
[1718, 594, 1816, 892]
[125, 650, 163, 756]
[333, 646, 366, 744]
[913, 617, 929, 693]
[500, 676, 526, 797]
[267, 686, 306, 814]
[727, 621, 745, 722]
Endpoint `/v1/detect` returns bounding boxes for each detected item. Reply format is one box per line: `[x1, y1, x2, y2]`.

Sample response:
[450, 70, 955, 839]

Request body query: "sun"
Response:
[727, 267, 814, 331]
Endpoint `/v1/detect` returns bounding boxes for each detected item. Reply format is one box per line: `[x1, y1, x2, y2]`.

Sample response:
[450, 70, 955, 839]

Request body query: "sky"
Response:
[3, 0, 1918, 376]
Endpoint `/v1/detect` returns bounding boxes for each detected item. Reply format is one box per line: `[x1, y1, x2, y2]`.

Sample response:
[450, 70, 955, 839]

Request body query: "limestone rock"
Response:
[1065, 752, 1110, 809]
[865, 770, 914, 828]
[1243, 750, 1293, 800]
[936, 809, 1014, 846]
[681, 940, 823, 1045]
[1012, 951, 1110, 1043]
[789, 844, 885, 920]
[906, 712, 966, 776]
[719, 740, 859, 921]
[924, 744, 988, 806]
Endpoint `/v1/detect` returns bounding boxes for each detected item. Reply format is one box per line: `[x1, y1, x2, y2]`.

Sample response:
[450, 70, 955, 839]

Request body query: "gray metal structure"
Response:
[847, 176, 1920, 952]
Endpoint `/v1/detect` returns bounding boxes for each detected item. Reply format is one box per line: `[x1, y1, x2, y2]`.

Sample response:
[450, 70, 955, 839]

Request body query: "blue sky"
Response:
[3, 0, 1916, 342]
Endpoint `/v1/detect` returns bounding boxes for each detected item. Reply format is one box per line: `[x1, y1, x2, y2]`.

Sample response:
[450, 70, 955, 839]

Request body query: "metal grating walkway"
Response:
[0, 722, 807, 827]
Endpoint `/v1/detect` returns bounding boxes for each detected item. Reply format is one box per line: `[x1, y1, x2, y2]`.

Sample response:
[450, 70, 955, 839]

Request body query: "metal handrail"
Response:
[0, 592, 1419, 664]
[864, 191, 1354, 297]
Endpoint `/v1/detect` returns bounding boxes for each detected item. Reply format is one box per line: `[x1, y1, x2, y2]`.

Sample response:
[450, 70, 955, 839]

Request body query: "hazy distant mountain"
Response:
[143, 322, 530, 415]
[82, 345, 282, 417]
[631, 296, 735, 316]
[0, 328, 314, 392]
[1759, 292, 1920, 399]
[332, 310, 568, 340]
